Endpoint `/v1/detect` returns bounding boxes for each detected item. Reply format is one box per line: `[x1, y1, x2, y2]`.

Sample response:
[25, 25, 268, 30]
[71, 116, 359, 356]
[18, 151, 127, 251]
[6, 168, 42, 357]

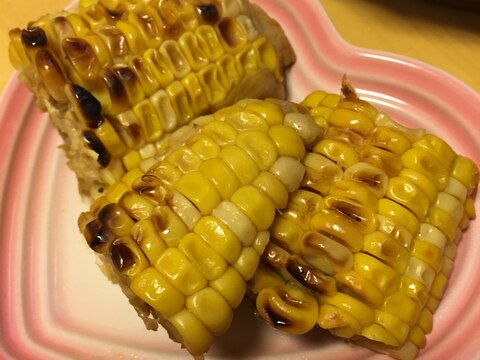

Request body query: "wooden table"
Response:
[1, 0, 479, 94]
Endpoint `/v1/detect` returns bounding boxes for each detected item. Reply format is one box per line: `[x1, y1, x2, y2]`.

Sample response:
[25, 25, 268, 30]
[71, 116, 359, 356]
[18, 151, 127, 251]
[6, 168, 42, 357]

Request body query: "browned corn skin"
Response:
[247, 81, 479, 360]
[9, 0, 295, 197]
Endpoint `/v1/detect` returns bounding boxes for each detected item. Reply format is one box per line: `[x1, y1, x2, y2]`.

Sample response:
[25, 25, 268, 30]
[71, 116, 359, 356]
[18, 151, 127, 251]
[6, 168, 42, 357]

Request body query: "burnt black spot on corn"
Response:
[248, 80, 479, 360]
[77, 98, 321, 355]
[9, 0, 296, 199]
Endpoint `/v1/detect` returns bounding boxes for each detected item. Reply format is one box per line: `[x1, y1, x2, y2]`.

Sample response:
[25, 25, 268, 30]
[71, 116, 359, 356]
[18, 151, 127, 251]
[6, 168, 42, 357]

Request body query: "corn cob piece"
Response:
[9, 0, 295, 198]
[248, 80, 479, 360]
[78, 98, 322, 356]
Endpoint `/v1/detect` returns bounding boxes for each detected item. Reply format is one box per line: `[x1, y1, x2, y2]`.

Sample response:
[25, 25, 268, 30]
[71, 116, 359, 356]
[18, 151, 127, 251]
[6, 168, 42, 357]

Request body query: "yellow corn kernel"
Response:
[178, 32, 209, 71]
[408, 325, 427, 350]
[256, 283, 319, 335]
[187, 287, 233, 336]
[133, 99, 164, 143]
[200, 120, 237, 148]
[122, 150, 142, 171]
[367, 126, 411, 155]
[362, 231, 410, 273]
[269, 217, 304, 255]
[335, 270, 384, 308]
[252, 171, 289, 209]
[199, 158, 240, 200]
[417, 308, 433, 334]
[236, 131, 278, 170]
[427, 206, 458, 241]
[95, 120, 127, 158]
[270, 156, 307, 193]
[179, 233, 227, 281]
[119, 190, 155, 221]
[300, 231, 354, 275]
[130, 267, 185, 317]
[155, 248, 207, 296]
[245, 100, 284, 126]
[176, 171, 221, 215]
[318, 292, 375, 328]
[167, 309, 213, 356]
[166, 81, 195, 125]
[411, 240, 443, 272]
[375, 311, 410, 344]
[362, 323, 399, 347]
[198, 63, 228, 106]
[378, 198, 420, 236]
[195, 25, 224, 61]
[268, 125, 306, 159]
[317, 303, 361, 338]
[212, 200, 257, 247]
[328, 108, 374, 136]
[253, 230, 270, 255]
[181, 72, 210, 115]
[313, 139, 359, 169]
[301, 90, 328, 108]
[399, 168, 438, 204]
[189, 134, 220, 160]
[359, 145, 402, 177]
[220, 145, 259, 184]
[435, 192, 464, 226]
[354, 253, 399, 294]
[425, 295, 440, 313]
[131, 219, 166, 265]
[399, 276, 429, 306]
[451, 155, 479, 194]
[166, 147, 202, 173]
[194, 216, 241, 264]
[105, 181, 130, 203]
[254, 37, 281, 80]
[231, 185, 276, 231]
[386, 177, 430, 221]
[310, 210, 363, 253]
[151, 205, 189, 247]
[417, 222, 447, 251]
[216, 54, 240, 91]
[444, 177, 468, 203]
[301, 153, 343, 196]
[210, 267, 246, 308]
[383, 291, 420, 326]
[376, 214, 413, 249]
[430, 272, 449, 300]
[98, 203, 135, 237]
[401, 147, 449, 190]
[233, 247, 260, 280]
[414, 134, 456, 167]
[405, 256, 436, 290]
[329, 179, 378, 211]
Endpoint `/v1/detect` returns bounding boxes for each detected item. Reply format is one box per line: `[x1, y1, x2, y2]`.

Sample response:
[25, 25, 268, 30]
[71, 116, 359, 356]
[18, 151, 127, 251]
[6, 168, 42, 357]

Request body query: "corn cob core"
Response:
[247, 80, 479, 360]
[78, 98, 322, 356]
[9, 0, 295, 198]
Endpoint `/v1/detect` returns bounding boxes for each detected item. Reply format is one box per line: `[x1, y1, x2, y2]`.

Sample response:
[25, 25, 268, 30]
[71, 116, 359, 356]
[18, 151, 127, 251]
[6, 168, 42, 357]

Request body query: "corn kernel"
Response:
[231, 185, 276, 231]
[210, 267, 246, 308]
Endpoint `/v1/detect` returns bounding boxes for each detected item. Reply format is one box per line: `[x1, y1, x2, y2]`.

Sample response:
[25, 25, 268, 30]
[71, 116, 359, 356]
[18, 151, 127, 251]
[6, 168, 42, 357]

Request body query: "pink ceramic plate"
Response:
[1, 0, 479, 359]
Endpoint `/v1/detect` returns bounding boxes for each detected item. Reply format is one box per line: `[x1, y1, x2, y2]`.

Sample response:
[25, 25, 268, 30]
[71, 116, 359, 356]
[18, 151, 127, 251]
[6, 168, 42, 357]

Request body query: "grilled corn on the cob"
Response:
[9, 0, 295, 198]
[78, 98, 321, 356]
[248, 81, 478, 360]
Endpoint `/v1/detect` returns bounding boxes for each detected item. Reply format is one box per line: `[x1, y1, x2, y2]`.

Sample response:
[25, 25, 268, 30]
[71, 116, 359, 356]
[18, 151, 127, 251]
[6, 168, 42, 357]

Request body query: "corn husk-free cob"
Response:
[247, 81, 479, 360]
[8, 0, 295, 198]
[78, 98, 322, 356]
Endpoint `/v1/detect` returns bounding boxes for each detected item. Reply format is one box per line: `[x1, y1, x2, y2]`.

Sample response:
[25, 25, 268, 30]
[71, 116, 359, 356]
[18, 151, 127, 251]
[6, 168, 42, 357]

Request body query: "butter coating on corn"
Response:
[78, 98, 321, 356]
[9, 0, 296, 198]
[248, 79, 478, 360]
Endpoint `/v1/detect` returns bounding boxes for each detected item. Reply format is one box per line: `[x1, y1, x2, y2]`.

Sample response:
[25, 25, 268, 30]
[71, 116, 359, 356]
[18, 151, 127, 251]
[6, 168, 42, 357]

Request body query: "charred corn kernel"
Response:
[344, 162, 389, 198]
[187, 287, 233, 336]
[330, 180, 378, 211]
[324, 196, 377, 235]
[131, 219, 166, 264]
[12, 0, 296, 197]
[167, 309, 213, 356]
[151, 205, 189, 247]
[130, 267, 185, 317]
[210, 267, 247, 308]
[256, 283, 319, 335]
[194, 216, 241, 264]
[110, 236, 149, 277]
[367, 126, 411, 155]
